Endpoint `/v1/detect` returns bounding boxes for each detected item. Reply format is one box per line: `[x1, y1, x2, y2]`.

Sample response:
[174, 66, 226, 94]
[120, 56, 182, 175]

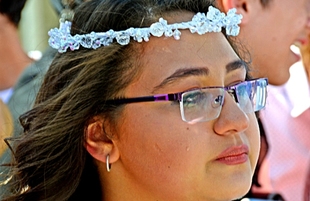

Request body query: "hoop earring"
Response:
[106, 154, 111, 172]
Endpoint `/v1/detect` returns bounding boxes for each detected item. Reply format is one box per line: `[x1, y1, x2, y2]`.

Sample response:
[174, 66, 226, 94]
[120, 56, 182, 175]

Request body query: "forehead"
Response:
[121, 30, 243, 98]
[123, 12, 243, 97]
[142, 31, 237, 68]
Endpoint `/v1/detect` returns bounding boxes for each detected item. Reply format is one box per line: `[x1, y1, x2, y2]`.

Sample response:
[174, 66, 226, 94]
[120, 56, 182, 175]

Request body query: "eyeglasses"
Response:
[107, 78, 268, 123]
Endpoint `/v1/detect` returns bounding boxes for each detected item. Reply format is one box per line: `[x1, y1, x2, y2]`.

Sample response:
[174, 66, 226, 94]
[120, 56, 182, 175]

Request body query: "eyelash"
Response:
[228, 79, 245, 87]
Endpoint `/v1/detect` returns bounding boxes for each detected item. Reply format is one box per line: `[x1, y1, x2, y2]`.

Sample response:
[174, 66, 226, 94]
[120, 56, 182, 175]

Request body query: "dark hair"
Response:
[1, 0, 249, 200]
[0, 0, 27, 26]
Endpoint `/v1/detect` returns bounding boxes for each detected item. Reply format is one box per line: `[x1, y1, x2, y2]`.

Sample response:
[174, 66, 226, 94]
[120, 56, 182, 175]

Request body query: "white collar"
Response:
[286, 61, 310, 117]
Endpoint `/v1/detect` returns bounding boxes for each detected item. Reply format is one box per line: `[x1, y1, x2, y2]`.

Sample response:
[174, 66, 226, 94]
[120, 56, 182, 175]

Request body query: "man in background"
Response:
[0, 0, 33, 103]
[7, 0, 85, 139]
[216, 0, 310, 200]
[0, 1, 86, 196]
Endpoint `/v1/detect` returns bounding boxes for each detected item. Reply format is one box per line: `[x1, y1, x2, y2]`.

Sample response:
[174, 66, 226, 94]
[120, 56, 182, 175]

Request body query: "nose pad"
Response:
[227, 89, 239, 104]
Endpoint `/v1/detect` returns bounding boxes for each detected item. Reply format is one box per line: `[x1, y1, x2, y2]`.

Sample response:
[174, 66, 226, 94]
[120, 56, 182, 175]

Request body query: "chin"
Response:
[206, 183, 251, 201]
[223, 175, 252, 200]
[268, 73, 290, 86]
[231, 189, 250, 200]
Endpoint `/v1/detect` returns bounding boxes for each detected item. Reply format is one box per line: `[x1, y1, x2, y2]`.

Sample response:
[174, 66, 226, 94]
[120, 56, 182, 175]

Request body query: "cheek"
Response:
[117, 104, 185, 167]
[246, 113, 261, 170]
[287, 4, 308, 30]
[115, 104, 213, 187]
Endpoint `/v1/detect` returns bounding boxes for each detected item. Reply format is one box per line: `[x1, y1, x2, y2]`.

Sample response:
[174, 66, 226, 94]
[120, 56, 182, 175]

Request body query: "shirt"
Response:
[260, 61, 310, 201]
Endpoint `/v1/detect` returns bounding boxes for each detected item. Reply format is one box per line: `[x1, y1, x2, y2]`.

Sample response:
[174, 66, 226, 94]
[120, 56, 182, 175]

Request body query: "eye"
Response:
[183, 91, 206, 108]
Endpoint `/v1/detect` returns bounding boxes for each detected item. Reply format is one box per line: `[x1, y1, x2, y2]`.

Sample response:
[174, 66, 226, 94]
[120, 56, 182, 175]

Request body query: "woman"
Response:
[1, 0, 267, 200]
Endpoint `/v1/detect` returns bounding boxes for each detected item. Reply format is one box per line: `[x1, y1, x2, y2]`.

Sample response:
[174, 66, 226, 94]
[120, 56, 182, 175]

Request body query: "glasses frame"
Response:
[106, 78, 268, 122]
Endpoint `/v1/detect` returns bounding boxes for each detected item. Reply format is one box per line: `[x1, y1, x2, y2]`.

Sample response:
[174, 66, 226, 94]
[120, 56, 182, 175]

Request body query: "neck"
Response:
[0, 14, 33, 90]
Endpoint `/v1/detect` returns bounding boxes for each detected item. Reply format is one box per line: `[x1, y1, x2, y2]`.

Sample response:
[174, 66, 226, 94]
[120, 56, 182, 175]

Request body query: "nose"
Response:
[213, 92, 250, 135]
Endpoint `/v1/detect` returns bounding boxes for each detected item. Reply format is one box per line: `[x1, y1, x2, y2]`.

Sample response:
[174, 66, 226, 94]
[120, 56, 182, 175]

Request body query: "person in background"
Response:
[1, 0, 268, 200]
[216, 0, 310, 199]
[259, 30, 310, 201]
[7, 0, 86, 144]
[0, 0, 33, 103]
[217, 0, 310, 86]
[0, 0, 86, 195]
[0, 100, 12, 156]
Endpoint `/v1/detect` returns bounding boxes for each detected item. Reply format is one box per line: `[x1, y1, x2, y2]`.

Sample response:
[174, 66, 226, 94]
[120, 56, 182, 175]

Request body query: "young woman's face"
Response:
[112, 14, 260, 201]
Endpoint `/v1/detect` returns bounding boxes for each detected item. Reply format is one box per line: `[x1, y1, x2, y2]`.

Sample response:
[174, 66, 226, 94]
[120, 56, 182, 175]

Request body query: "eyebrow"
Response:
[226, 59, 248, 73]
[152, 67, 209, 93]
[153, 59, 247, 93]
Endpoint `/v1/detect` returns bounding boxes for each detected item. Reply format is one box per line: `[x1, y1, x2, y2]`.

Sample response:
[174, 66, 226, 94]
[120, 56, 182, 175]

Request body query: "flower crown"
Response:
[48, 6, 242, 53]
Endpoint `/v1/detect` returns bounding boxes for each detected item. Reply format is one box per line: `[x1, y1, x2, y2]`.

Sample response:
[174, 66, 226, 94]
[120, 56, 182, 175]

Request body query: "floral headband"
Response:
[48, 6, 242, 53]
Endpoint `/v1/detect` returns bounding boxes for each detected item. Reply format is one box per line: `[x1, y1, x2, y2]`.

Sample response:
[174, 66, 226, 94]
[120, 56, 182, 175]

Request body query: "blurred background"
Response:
[19, 0, 58, 55]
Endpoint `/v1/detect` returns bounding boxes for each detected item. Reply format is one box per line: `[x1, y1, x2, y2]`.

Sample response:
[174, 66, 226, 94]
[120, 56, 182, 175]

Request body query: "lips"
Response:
[215, 144, 249, 165]
[290, 37, 308, 61]
[293, 37, 309, 48]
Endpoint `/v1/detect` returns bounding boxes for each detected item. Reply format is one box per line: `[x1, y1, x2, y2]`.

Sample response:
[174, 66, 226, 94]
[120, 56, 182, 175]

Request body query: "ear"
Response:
[85, 116, 120, 164]
[218, 0, 251, 24]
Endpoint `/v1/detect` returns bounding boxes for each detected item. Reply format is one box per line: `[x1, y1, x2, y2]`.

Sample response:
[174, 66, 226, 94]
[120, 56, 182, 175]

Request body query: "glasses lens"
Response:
[180, 78, 267, 123]
[181, 88, 224, 123]
[251, 78, 268, 111]
[235, 82, 254, 113]
[235, 78, 268, 113]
